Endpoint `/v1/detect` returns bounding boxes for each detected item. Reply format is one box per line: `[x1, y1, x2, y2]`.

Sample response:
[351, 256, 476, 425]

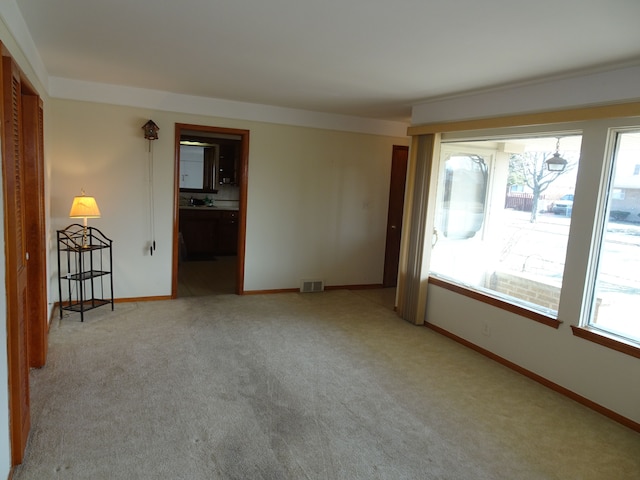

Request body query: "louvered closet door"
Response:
[2, 55, 31, 466]
[22, 94, 48, 368]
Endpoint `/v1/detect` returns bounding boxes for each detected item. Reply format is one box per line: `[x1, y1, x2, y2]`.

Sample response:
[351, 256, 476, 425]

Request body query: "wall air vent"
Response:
[300, 279, 324, 293]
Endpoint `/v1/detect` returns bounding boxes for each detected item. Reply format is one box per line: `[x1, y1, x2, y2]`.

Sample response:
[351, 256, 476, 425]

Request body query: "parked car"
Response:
[552, 194, 574, 215]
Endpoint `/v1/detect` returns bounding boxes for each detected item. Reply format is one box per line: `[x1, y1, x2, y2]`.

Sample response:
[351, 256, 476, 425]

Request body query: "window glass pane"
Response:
[588, 130, 640, 343]
[430, 135, 582, 316]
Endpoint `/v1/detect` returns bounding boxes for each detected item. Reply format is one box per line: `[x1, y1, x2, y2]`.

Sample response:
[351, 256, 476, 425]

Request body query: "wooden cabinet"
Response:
[218, 143, 238, 186]
[217, 210, 239, 255]
[179, 208, 238, 259]
[180, 210, 216, 259]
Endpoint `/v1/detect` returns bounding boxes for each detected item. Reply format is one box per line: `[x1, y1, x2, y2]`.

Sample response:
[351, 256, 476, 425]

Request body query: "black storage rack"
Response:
[57, 224, 113, 321]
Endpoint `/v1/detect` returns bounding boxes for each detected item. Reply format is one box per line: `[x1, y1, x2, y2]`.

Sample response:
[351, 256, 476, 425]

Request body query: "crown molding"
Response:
[49, 77, 408, 137]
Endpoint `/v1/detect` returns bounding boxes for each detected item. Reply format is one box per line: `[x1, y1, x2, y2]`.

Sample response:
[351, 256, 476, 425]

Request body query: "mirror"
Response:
[179, 130, 241, 193]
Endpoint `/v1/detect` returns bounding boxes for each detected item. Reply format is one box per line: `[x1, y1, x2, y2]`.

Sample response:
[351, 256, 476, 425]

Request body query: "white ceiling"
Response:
[13, 0, 640, 122]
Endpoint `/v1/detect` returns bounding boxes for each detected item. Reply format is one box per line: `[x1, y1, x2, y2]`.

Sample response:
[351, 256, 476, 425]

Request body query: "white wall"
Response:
[50, 101, 176, 299]
[411, 73, 640, 424]
[243, 123, 397, 290]
[49, 99, 408, 298]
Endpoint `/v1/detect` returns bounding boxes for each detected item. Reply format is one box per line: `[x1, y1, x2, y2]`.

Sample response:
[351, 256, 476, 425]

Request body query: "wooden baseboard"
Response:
[52, 295, 173, 310]
[327, 283, 384, 290]
[425, 322, 640, 434]
[244, 283, 384, 295]
[243, 288, 299, 295]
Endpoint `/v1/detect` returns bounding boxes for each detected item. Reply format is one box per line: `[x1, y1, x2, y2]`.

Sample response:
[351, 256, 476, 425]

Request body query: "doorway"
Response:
[172, 124, 249, 298]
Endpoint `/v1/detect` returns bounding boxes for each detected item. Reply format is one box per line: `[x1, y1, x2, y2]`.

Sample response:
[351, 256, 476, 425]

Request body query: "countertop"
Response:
[179, 205, 239, 211]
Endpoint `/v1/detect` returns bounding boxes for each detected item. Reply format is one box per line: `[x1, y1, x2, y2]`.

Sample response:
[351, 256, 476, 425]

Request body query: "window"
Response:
[430, 135, 582, 318]
[611, 188, 625, 201]
[633, 164, 640, 175]
[587, 130, 640, 344]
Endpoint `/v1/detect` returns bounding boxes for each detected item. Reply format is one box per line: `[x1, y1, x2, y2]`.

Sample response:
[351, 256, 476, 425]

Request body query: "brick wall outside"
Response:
[486, 270, 602, 316]
[487, 270, 560, 311]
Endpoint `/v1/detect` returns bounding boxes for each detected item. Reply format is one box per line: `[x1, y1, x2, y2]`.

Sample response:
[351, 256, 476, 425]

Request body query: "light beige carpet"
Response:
[14, 290, 640, 479]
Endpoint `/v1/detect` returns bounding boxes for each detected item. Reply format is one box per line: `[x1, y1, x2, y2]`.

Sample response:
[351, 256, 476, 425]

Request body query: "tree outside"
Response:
[508, 149, 576, 223]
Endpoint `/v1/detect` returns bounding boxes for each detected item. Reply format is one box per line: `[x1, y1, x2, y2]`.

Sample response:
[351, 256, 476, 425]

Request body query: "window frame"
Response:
[578, 127, 640, 355]
[430, 131, 581, 324]
[405, 103, 640, 357]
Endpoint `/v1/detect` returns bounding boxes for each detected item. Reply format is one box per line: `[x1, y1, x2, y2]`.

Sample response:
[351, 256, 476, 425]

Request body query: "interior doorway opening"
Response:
[172, 124, 249, 298]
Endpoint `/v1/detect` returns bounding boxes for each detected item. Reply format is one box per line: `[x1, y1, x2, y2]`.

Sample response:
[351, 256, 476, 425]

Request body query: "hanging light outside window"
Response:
[545, 137, 568, 172]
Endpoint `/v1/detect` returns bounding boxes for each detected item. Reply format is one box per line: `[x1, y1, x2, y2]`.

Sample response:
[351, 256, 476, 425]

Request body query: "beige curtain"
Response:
[396, 134, 440, 325]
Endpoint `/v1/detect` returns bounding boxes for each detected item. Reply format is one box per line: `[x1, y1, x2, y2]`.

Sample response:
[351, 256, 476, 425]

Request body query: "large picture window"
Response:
[587, 130, 640, 343]
[430, 135, 582, 317]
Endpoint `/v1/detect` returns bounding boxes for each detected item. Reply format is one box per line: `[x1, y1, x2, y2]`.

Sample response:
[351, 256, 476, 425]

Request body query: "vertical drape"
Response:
[396, 134, 439, 324]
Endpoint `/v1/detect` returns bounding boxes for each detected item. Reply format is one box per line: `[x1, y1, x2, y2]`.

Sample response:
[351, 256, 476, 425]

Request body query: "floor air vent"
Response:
[300, 280, 324, 293]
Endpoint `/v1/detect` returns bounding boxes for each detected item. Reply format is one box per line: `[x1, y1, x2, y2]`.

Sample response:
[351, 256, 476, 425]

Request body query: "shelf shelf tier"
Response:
[57, 224, 114, 322]
[62, 270, 110, 282]
[60, 299, 111, 313]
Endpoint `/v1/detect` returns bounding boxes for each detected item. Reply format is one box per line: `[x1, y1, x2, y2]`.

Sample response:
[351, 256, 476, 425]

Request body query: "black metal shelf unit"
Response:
[57, 224, 114, 321]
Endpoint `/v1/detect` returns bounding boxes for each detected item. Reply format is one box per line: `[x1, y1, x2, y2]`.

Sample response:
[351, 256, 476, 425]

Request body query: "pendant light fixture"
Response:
[545, 137, 568, 172]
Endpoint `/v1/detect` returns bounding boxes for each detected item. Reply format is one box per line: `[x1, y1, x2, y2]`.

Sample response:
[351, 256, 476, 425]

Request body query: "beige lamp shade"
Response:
[69, 195, 101, 219]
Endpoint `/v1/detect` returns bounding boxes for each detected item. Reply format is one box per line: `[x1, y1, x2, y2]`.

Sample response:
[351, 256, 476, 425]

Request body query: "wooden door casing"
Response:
[174, 124, 249, 297]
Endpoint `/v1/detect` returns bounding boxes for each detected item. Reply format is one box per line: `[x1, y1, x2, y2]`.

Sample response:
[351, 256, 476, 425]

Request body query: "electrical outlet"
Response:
[482, 322, 491, 337]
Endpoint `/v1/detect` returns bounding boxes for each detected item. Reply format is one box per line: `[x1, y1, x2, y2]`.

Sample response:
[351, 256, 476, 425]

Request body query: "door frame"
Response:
[171, 123, 249, 297]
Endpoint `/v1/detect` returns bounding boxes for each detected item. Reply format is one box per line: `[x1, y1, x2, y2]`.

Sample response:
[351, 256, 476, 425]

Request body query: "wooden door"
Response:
[382, 145, 409, 287]
[22, 94, 48, 369]
[2, 55, 31, 465]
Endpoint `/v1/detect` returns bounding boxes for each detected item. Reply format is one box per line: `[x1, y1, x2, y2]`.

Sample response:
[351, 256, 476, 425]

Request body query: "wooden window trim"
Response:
[428, 276, 561, 329]
[571, 325, 640, 359]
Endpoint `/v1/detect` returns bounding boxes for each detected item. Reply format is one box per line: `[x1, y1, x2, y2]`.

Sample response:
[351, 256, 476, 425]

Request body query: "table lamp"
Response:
[69, 190, 101, 247]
